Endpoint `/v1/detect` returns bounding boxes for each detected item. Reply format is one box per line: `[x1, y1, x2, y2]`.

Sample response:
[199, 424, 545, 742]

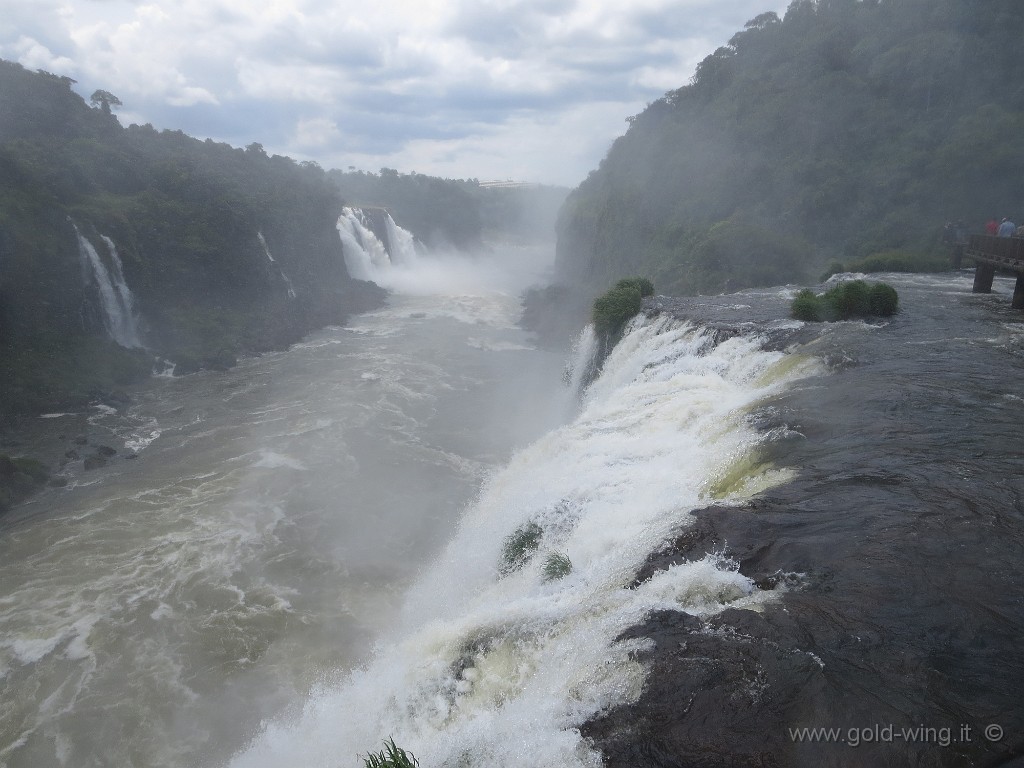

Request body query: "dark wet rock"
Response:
[74, 435, 88, 445]
[585, 607, 826, 768]
[83, 455, 107, 471]
[0, 454, 50, 511]
[98, 390, 131, 408]
[48, 476, 68, 488]
[95, 445, 117, 457]
[64, 448, 80, 460]
[589, 488, 1024, 768]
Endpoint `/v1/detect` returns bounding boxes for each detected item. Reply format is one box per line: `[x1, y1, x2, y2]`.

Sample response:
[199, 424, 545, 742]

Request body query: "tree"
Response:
[90, 89, 122, 115]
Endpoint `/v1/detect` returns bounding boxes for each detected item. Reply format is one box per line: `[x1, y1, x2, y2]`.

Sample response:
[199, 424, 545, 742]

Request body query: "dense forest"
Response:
[556, 0, 1024, 295]
[0, 61, 563, 418]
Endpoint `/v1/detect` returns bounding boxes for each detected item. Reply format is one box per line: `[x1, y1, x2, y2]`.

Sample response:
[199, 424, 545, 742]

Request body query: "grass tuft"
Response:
[363, 738, 419, 768]
[541, 551, 572, 582]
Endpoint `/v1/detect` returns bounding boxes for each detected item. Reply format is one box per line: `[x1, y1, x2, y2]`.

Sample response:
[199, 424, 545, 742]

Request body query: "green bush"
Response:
[363, 739, 419, 768]
[500, 522, 543, 574]
[614, 276, 655, 297]
[822, 279, 871, 320]
[592, 282, 644, 337]
[790, 288, 822, 321]
[869, 282, 899, 316]
[541, 551, 572, 582]
[791, 280, 899, 322]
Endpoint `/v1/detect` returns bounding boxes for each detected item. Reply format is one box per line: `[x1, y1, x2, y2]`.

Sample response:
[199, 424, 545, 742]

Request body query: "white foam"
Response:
[252, 451, 308, 471]
[230, 315, 822, 768]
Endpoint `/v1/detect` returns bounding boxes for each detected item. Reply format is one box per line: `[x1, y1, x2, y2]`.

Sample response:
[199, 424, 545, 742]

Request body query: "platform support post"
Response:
[973, 263, 996, 293]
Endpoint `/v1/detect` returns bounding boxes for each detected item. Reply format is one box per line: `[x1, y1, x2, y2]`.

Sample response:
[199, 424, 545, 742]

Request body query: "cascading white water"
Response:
[75, 227, 143, 348]
[384, 212, 419, 267]
[336, 207, 393, 282]
[257, 231, 297, 299]
[231, 314, 821, 768]
[563, 323, 599, 396]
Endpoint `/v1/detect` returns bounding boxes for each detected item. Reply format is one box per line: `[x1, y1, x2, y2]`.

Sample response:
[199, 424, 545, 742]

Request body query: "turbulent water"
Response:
[2, 266, 1024, 768]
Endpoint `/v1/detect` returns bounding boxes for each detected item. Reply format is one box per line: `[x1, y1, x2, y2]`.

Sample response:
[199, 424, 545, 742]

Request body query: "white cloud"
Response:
[293, 116, 343, 149]
[3, 35, 76, 74]
[0, 0, 787, 185]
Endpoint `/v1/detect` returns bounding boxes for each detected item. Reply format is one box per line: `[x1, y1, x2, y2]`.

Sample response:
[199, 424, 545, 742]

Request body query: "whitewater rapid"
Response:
[231, 314, 822, 768]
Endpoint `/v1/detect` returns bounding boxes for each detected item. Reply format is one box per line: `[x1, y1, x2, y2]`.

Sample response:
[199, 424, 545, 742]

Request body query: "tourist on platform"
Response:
[997, 218, 1016, 237]
[1016, 222, 1024, 237]
[986, 217, 999, 235]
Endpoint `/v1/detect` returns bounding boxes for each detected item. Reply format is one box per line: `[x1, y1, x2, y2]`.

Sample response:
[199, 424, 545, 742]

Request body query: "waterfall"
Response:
[231, 313, 822, 768]
[563, 323, 600, 396]
[384, 212, 419, 266]
[336, 207, 420, 284]
[257, 231, 297, 299]
[75, 227, 143, 348]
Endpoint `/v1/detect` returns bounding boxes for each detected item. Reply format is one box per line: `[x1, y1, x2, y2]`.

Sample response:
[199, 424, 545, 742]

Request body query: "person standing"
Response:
[997, 218, 1016, 237]
[986, 217, 999, 235]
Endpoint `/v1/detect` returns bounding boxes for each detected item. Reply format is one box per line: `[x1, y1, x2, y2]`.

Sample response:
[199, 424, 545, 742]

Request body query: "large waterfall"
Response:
[231, 313, 821, 767]
[336, 206, 420, 284]
[74, 227, 143, 348]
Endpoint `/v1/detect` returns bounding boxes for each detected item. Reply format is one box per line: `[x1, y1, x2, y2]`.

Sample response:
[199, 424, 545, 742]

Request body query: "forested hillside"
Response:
[556, 0, 1024, 294]
[0, 60, 395, 414]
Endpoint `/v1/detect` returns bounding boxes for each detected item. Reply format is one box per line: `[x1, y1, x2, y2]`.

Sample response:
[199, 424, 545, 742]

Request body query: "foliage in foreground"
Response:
[362, 738, 419, 768]
[591, 277, 654, 337]
[791, 281, 899, 322]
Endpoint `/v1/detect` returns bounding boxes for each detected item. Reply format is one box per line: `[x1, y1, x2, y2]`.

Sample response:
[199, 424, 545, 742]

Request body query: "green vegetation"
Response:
[0, 454, 50, 511]
[591, 277, 653, 337]
[500, 522, 544, 574]
[820, 249, 950, 280]
[868, 282, 900, 316]
[0, 59, 391, 415]
[614, 276, 655, 298]
[790, 289, 823, 322]
[362, 739, 419, 768]
[791, 280, 899, 322]
[557, 0, 1024, 294]
[541, 552, 573, 582]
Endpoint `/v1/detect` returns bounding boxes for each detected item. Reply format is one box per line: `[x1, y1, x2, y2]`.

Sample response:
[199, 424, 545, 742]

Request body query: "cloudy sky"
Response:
[2, 0, 787, 186]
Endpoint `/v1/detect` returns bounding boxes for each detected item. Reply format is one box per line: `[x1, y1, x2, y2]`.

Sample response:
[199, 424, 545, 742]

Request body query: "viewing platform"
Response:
[964, 234, 1024, 308]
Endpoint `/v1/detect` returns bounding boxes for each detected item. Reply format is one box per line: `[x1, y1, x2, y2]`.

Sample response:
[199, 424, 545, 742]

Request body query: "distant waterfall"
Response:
[336, 207, 419, 283]
[384, 212, 418, 266]
[257, 231, 297, 299]
[75, 227, 143, 348]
